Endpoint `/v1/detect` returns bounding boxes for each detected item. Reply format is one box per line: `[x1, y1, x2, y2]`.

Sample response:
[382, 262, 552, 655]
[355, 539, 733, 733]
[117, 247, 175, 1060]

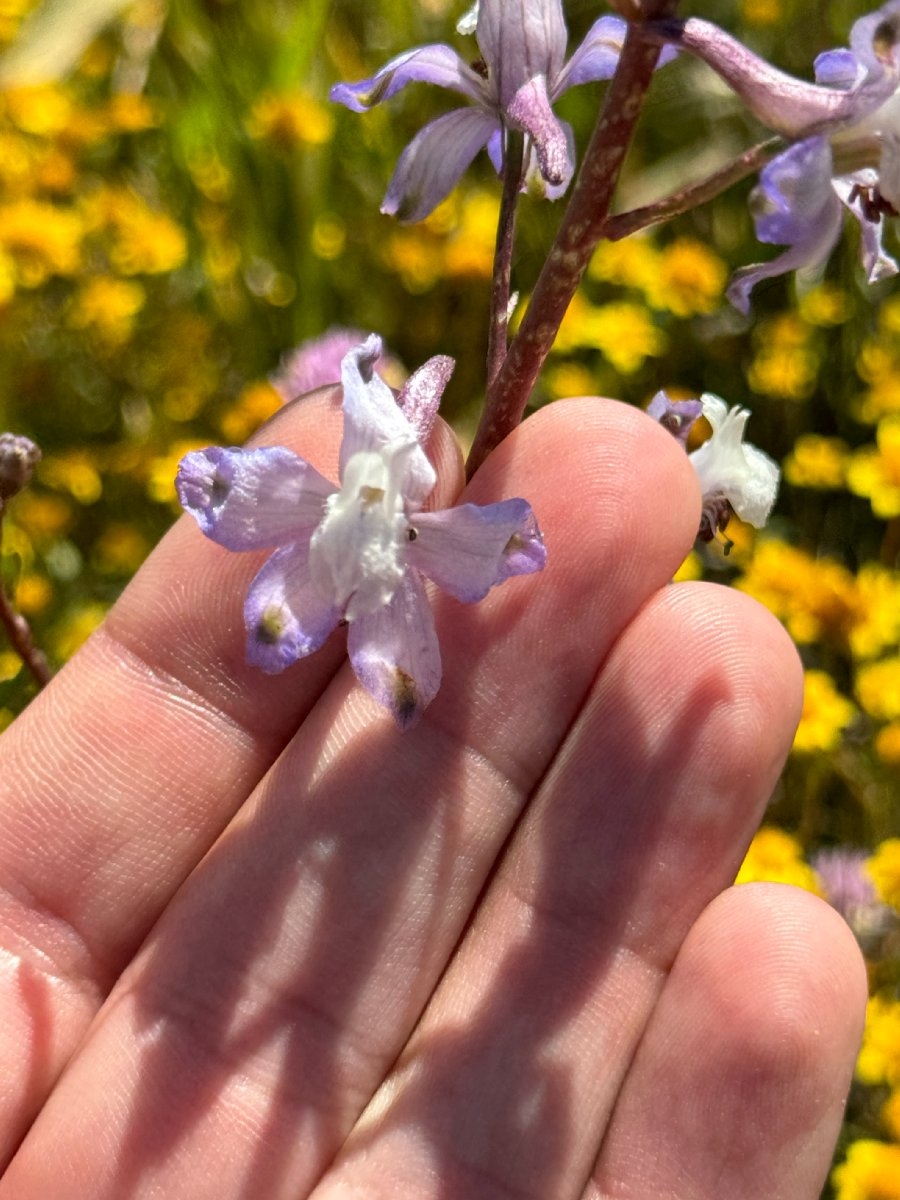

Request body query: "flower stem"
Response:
[487, 130, 525, 390]
[600, 137, 783, 241]
[466, 5, 678, 479]
[0, 502, 51, 689]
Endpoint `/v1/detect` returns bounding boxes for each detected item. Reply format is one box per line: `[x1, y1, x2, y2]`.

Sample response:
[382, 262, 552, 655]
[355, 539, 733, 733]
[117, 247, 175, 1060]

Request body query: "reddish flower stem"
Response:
[600, 136, 783, 241]
[466, 5, 679, 480]
[487, 131, 525, 390]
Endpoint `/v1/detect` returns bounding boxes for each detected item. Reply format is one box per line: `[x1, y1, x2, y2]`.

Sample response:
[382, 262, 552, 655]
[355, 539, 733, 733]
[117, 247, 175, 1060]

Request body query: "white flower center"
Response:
[308, 444, 411, 621]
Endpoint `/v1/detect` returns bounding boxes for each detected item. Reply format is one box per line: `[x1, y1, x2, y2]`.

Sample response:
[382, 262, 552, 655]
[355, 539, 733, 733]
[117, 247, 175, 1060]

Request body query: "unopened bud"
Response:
[0, 433, 41, 501]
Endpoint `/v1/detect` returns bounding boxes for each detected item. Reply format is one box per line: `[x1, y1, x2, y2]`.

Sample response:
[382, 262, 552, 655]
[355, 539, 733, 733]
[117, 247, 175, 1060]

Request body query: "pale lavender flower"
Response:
[177, 335, 546, 729]
[811, 847, 895, 947]
[330, 0, 636, 222]
[271, 327, 405, 402]
[646, 3, 900, 309]
[646, 391, 703, 448]
[688, 394, 779, 544]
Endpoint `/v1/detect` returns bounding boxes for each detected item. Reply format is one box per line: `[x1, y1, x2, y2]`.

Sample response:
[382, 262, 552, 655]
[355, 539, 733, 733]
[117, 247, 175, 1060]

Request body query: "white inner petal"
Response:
[308, 445, 411, 621]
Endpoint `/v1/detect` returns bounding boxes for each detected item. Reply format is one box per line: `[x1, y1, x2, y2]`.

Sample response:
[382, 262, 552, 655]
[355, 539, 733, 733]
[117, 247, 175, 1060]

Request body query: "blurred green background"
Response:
[0, 2, 898, 1193]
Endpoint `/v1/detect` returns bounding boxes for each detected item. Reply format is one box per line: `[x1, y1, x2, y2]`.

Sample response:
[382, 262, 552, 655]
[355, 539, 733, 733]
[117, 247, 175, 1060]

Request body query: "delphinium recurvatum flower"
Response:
[650, 391, 780, 549]
[330, 0, 633, 221]
[177, 335, 546, 729]
[645, 1, 900, 309]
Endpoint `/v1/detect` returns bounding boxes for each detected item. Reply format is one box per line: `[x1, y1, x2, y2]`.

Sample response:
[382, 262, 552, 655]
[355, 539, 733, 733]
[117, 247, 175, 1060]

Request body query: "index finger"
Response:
[0, 385, 462, 1162]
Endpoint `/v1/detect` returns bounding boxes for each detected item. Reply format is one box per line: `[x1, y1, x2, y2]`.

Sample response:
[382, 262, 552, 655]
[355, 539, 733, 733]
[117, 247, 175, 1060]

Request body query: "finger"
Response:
[1, 400, 702, 1200]
[586, 884, 866, 1200]
[0, 386, 462, 1162]
[310, 584, 804, 1199]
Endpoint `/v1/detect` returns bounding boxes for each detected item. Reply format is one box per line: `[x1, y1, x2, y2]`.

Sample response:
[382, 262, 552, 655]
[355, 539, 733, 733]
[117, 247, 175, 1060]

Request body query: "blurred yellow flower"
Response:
[0, 198, 81, 285]
[556, 299, 666, 374]
[792, 670, 855, 754]
[4, 83, 72, 136]
[850, 565, 900, 660]
[646, 238, 726, 317]
[147, 439, 208, 505]
[874, 721, 900, 765]
[51, 601, 107, 662]
[13, 571, 52, 615]
[92, 523, 150, 574]
[735, 540, 856, 645]
[103, 92, 159, 134]
[246, 90, 333, 149]
[735, 826, 821, 893]
[783, 434, 849, 489]
[868, 839, 900, 911]
[673, 550, 702, 582]
[67, 275, 145, 345]
[444, 190, 498, 278]
[218, 381, 282, 444]
[832, 1140, 900, 1200]
[83, 186, 186, 275]
[847, 418, 900, 518]
[0, 649, 22, 682]
[543, 362, 596, 400]
[588, 235, 659, 292]
[798, 282, 851, 326]
[856, 656, 900, 722]
[740, 0, 780, 24]
[39, 451, 102, 504]
[857, 994, 900, 1087]
[383, 228, 441, 293]
[10, 491, 72, 539]
[882, 1089, 900, 1141]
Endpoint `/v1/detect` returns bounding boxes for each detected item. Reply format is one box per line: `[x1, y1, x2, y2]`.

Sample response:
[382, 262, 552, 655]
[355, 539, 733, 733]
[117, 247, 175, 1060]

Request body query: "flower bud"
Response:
[0, 433, 41, 502]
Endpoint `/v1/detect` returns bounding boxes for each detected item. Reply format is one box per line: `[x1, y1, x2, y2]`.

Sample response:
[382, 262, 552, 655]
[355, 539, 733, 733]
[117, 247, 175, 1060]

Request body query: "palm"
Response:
[0, 394, 864, 1199]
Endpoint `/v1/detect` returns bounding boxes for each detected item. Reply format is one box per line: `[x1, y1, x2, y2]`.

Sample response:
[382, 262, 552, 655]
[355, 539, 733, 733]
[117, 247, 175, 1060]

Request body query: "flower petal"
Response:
[726, 138, 844, 312]
[814, 48, 863, 89]
[348, 570, 441, 729]
[507, 74, 570, 188]
[647, 391, 703, 447]
[408, 499, 546, 603]
[646, 16, 897, 137]
[834, 171, 900, 281]
[689, 397, 780, 528]
[553, 15, 627, 93]
[177, 446, 334, 550]
[397, 354, 455, 442]
[477, 0, 568, 107]
[340, 336, 436, 506]
[244, 542, 341, 674]
[382, 106, 498, 223]
[329, 44, 487, 112]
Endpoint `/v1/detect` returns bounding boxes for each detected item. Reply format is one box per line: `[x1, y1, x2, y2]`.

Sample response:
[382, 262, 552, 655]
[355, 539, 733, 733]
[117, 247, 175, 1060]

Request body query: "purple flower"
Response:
[330, 1, 635, 222]
[811, 847, 895, 946]
[645, 4, 900, 309]
[177, 335, 546, 729]
[646, 391, 703, 448]
[271, 327, 405, 402]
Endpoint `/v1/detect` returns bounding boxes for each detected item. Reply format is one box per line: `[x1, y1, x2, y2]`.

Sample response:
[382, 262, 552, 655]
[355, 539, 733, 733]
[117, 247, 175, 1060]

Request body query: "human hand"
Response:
[0, 392, 865, 1199]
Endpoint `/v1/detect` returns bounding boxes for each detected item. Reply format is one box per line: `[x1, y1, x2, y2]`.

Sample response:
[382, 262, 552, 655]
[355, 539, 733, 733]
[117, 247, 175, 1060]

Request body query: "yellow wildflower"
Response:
[847, 418, 900, 518]
[246, 90, 333, 149]
[83, 186, 187, 275]
[673, 550, 703, 582]
[783, 434, 849, 489]
[735, 827, 821, 893]
[849, 565, 900, 660]
[67, 276, 145, 346]
[0, 650, 22, 683]
[832, 1140, 900, 1200]
[868, 839, 900, 911]
[13, 572, 52, 615]
[0, 198, 81, 285]
[92, 523, 150, 574]
[103, 92, 159, 134]
[39, 451, 102, 504]
[590, 301, 667, 375]
[218, 381, 282, 444]
[588, 235, 660, 292]
[792, 670, 855, 754]
[51, 602, 107, 662]
[543, 362, 596, 400]
[883, 1089, 900, 1141]
[874, 722, 900, 765]
[856, 656, 900, 722]
[10, 491, 72, 540]
[646, 238, 726, 317]
[444, 190, 498, 279]
[146, 439, 208, 506]
[4, 83, 71, 136]
[740, 0, 780, 24]
[310, 215, 345, 262]
[383, 229, 441, 293]
[856, 994, 900, 1087]
[735, 540, 856, 645]
[798, 282, 852, 326]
